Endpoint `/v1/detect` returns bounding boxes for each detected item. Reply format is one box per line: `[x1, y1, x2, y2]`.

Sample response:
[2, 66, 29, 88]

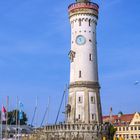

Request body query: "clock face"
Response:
[76, 35, 86, 45]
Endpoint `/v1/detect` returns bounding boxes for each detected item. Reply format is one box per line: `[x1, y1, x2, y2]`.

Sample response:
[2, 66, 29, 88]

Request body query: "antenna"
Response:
[109, 107, 113, 124]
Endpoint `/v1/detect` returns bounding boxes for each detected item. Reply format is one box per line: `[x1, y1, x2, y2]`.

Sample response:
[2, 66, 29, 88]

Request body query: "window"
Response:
[126, 127, 128, 131]
[78, 114, 81, 119]
[79, 19, 81, 26]
[78, 97, 82, 103]
[89, 54, 93, 61]
[139, 126, 140, 130]
[89, 19, 91, 26]
[79, 71, 82, 78]
[92, 114, 96, 120]
[135, 127, 137, 130]
[131, 127, 133, 131]
[119, 127, 121, 131]
[91, 96, 95, 104]
[126, 134, 129, 139]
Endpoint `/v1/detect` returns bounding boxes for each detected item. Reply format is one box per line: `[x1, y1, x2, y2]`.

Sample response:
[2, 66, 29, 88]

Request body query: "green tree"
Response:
[7, 109, 28, 125]
[105, 122, 117, 140]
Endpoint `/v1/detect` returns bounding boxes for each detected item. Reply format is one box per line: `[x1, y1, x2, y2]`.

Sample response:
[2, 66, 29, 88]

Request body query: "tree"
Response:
[0, 109, 28, 125]
[105, 122, 117, 140]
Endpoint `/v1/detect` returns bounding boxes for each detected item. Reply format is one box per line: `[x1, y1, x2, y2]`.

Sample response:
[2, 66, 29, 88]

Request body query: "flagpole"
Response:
[6, 96, 9, 140]
[15, 96, 19, 140]
[18, 119, 20, 140]
[35, 96, 38, 133]
[18, 100, 20, 140]
[1, 105, 3, 140]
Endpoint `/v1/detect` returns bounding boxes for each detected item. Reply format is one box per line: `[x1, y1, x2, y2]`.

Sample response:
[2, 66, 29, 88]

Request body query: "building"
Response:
[0, 125, 33, 139]
[67, 0, 102, 125]
[103, 112, 140, 140]
[30, 0, 109, 139]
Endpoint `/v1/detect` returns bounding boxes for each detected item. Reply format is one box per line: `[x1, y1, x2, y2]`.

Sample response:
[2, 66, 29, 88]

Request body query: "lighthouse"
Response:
[33, 0, 108, 139]
[67, 0, 102, 124]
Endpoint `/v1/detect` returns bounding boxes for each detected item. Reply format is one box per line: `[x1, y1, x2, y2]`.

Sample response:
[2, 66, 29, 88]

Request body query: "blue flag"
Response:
[19, 101, 24, 120]
[19, 111, 23, 120]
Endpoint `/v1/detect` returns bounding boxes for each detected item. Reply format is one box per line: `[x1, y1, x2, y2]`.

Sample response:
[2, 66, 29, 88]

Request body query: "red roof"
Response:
[103, 114, 134, 126]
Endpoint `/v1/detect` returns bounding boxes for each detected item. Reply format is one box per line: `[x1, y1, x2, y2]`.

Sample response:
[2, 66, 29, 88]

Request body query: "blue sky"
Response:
[0, 0, 140, 126]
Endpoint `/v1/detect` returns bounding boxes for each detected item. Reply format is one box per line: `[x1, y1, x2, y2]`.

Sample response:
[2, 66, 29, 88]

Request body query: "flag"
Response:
[1, 105, 6, 121]
[19, 111, 23, 120]
[19, 101, 23, 120]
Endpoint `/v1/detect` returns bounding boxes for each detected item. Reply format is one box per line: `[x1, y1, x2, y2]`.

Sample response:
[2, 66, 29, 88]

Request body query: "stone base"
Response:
[34, 123, 108, 140]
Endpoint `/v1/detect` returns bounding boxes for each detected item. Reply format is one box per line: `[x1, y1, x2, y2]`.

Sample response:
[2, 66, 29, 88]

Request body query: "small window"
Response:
[89, 19, 91, 26]
[78, 97, 82, 103]
[89, 54, 93, 61]
[79, 19, 81, 26]
[92, 114, 96, 120]
[119, 127, 121, 131]
[126, 127, 128, 131]
[79, 71, 82, 78]
[126, 134, 129, 139]
[78, 114, 81, 119]
[91, 96, 95, 104]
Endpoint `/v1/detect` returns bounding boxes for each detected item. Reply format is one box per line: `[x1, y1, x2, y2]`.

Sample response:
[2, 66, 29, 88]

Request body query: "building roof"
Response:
[103, 113, 135, 126]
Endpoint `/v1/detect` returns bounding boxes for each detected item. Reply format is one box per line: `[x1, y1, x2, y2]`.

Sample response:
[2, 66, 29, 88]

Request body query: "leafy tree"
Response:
[8, 109, 28, 125]
[0, 109, 28, 125]
[105, 122, 117, 140]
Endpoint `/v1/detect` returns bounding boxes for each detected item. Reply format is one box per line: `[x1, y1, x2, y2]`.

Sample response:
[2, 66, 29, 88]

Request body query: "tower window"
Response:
[89, 54, 93, 61]
[92, 114, 96, 120]
[78, 114, 81, 119]
[91, 96, 95, 104]
[78, 96, 82, 103]
[79, 19, 81, 26]
[89, 19, 91, 26]
[79, 71, 82, 78]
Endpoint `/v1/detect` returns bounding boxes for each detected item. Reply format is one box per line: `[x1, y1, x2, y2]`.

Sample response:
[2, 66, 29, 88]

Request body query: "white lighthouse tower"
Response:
[37, 0, 108, 139]
[67, 0, 102, 124]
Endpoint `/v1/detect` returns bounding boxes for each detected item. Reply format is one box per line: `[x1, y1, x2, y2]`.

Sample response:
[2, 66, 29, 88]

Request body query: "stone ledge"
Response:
[69, 81, 100, 89]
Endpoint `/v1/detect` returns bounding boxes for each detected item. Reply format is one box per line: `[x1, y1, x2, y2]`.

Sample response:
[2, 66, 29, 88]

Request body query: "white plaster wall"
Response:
[75, 91, 85, 121]
[89, 92, 97, 121]
[69, 92, 75, 122]
[70, 14, 98, 83]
